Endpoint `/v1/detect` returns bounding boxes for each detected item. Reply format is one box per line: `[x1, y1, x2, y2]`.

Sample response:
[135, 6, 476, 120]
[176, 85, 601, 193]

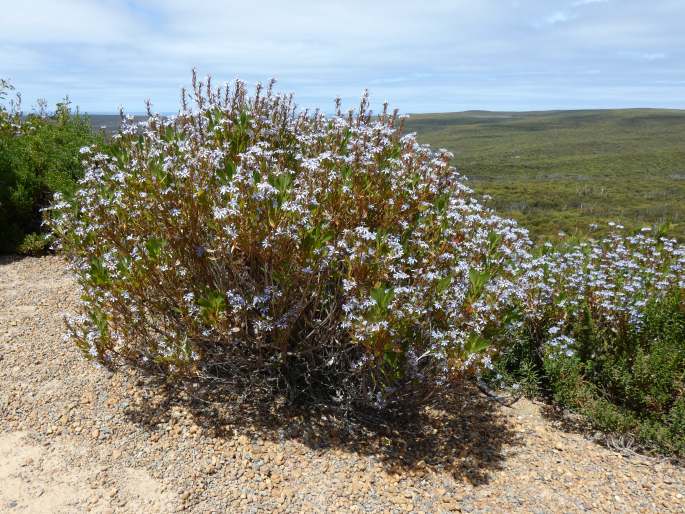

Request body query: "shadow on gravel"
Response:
[538, 403, 685, 465]
[0, 254, 28, 267]
[538, 403, 592, 435]
[123, 380, 522, 485]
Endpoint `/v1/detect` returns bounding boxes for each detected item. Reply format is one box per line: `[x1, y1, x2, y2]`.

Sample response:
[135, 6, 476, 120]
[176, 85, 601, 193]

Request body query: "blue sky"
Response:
[2, 0, 684, 114]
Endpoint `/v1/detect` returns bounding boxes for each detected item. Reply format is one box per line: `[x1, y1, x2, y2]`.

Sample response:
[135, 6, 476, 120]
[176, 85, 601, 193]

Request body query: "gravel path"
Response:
[1, 255, 684, 513]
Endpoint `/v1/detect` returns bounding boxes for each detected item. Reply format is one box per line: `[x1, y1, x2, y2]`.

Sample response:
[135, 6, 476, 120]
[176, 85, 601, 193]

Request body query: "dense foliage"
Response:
[49, 74, 532, 408]
[0, 80, 100, 254]
[493, 228, 685, 454]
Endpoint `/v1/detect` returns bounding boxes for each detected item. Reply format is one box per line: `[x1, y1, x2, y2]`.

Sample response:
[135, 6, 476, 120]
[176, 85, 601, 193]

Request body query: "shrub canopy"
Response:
[494, 228, 685, 454]
[50, 74, 532, 407]
[0, 81, 100, 254]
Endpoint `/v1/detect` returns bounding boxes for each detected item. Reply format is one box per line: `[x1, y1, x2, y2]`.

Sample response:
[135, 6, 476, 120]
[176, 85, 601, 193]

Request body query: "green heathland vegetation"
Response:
[0, 80, 102, 254]
[405, 109, 685, 241]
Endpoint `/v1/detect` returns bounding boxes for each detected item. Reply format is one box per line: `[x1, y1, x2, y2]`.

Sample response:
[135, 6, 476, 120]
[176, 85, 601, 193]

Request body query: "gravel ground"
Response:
[1, 255, 684, 513]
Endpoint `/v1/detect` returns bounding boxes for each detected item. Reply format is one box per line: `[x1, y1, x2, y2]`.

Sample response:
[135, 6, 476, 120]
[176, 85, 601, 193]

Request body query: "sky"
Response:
[1, 0, 684, 114]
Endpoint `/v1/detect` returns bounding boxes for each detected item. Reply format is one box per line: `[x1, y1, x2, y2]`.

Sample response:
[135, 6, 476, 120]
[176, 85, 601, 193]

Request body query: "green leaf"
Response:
[433, 192, 450, 213]
[269, 173, 292, 206]
[487, 231, 502, 255]
[274, 173, 292, 192]
[116, 256, 131, 277]
[219, 159, 236, 182]
[339, 128, 351, 154]
[150, 159, 168, 186]
[90, 307, 108, 337]
[435, 275, 452, 295]
[467, 268, 490, 301]
[370, 285, 394, 313]
[381, 348, 403, 381]
[464, 334, 490, 355]
[163, 125, 177, 142]
[182, 336, 192, 360]
[197, 289, 226, 323]
[145, 237, 166, 260]
[239, 111, 249, 128]
[340, 164, 352, 182]
[301, 224, 333, 253]
[89, 258, 110, 287]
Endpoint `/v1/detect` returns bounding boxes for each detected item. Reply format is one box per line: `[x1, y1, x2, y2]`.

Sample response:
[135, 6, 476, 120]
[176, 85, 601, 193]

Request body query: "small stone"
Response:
[91, 429, 100, 439]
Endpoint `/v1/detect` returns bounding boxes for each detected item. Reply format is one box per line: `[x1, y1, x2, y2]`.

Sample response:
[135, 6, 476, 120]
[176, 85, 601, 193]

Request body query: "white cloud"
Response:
[572, 0, 609, 7]
[0, 0, 144, 44]
[542, 11, 576, 25]
[622, 51, 667, 61]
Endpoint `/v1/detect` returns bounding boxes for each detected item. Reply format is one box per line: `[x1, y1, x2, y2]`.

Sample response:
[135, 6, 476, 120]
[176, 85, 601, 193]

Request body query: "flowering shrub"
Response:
[519, 226, 684, 357]
[494, 226, 685, 454]
[49, 72, 532, 407]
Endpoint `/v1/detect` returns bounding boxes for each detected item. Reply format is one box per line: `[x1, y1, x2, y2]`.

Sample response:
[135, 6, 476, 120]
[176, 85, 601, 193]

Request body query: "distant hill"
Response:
[87, 109, 685, 240]
[89, 114, 146, 136]
[405, 109, 685, 240]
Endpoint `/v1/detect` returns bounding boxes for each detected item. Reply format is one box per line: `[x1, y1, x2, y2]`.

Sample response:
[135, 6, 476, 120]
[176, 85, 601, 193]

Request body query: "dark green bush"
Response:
[0, 81, 100, 254]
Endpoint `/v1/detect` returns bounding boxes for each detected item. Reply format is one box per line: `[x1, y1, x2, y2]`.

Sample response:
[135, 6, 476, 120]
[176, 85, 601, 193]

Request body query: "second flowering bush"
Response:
[493, 227, 685, 454]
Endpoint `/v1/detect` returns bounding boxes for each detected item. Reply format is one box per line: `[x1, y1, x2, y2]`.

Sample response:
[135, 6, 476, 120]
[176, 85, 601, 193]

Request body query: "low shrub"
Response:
[0, 80, 100, 254]
[543, 292, 685, 454]
[49, 72, 532, 409]
[491, 227, 685, 455]
[17, 232, 50, 256]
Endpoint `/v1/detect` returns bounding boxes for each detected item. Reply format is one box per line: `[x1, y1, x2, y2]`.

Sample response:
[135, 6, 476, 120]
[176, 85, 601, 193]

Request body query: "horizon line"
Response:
[78, 106, 685, 117]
